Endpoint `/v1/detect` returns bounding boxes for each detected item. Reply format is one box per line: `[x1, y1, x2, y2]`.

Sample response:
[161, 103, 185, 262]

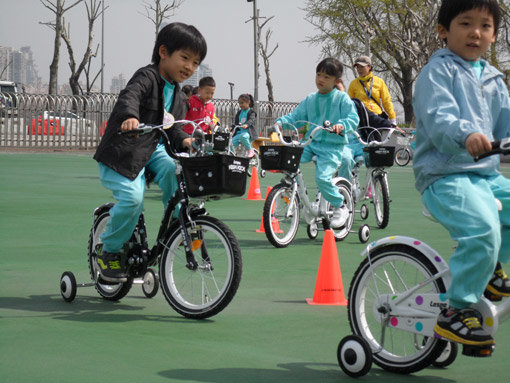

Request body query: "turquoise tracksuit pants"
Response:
[422, 173, 510, 309]
[232, 130, 251, 150]
[338, 141, 365, 180]
[98, 143, 178, 253]
[300, 141, 345, 208]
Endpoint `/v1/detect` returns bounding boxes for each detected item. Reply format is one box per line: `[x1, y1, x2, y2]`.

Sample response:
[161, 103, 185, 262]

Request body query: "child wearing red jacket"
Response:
[183, 76, 218, 134]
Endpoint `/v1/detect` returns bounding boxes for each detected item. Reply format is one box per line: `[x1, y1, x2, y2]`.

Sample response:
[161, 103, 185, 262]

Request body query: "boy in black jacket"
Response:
[93, 22, 207, 282]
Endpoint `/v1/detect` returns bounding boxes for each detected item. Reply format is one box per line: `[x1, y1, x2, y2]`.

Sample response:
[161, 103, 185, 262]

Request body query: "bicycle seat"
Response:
[422, 198, 502, 222]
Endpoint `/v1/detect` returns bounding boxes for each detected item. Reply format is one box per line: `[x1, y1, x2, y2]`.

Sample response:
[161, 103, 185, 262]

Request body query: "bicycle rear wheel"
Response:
[88, 206, 133, 301]
[324, 178, 354, 241]
[395, 148, 411, 166]
[159, 215, 242, 319]
[263, 183, 300, 248]
[348, 244, 447, 374]
[372, 173, 390, 229]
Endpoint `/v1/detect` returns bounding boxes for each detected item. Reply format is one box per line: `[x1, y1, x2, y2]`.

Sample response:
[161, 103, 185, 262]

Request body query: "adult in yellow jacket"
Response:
[347, 56, 397, 125]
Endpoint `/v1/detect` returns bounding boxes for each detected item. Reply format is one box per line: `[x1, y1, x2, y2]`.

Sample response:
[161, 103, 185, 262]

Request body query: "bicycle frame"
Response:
[361, 235, 510, 338]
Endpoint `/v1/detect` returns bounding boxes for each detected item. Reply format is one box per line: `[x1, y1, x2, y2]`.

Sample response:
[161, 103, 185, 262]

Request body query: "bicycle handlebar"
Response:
[351, 126, 397, 147]
[474, 137, 510, 162]
[119, 118, 210, 159]
[271, 120, 336, 147]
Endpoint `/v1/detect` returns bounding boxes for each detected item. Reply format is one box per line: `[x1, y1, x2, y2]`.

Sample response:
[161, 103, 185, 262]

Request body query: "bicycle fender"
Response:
[361, 235, 451, 285]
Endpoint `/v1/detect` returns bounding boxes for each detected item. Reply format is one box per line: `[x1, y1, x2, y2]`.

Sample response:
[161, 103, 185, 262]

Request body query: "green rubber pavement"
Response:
[1, 151, 509, 383]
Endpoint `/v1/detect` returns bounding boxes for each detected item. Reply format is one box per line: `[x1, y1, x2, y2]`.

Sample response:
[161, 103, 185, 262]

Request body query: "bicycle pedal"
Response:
[462, 344, 494, 358]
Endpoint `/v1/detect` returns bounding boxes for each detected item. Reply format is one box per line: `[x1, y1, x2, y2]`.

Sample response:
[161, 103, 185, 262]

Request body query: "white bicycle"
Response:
[260, 121, 367, 248]
[337, 137, 510, 377]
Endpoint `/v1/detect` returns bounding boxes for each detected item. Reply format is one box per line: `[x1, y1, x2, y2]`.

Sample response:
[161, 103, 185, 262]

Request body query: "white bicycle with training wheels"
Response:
[336, 137, 510, 377]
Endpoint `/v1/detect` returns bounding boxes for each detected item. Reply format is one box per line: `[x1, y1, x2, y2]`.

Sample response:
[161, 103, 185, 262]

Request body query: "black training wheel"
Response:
[142, 268, 159, 298]
[337, 335, 372, 378]
[360, 204, 369, 220]
[306, 223, 319, 240]
[358, 224, 370, 243]
[60, 271, 77, 302]
[432, 341, 458, 368]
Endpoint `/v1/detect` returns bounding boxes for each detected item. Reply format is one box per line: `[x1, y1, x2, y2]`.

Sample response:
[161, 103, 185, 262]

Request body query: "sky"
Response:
[0, 0, 347, 102]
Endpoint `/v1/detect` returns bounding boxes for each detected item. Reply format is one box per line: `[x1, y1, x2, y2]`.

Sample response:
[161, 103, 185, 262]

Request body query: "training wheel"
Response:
[358, 224, 370, 243]
[306, 223, 319, 240]
[142, 268, 159, 298]
[432, 341, 458, 367]
[337, 335, 372, 378]
[360, 204, 369, 220]
[60, 271, 77, 302]
[260, 169, 266, 178]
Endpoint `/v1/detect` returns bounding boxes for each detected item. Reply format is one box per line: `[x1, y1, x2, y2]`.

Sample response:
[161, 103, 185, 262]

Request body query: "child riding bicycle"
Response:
[231, 93, 257, 158]
[413, 0, 510, 347]
[274, 57, 359, 229]
[93, 22, 207, 282]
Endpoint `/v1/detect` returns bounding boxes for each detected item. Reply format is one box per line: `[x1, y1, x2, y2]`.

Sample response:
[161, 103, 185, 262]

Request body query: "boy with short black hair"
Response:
[183, 76, 218, 134]
[413, 0, 510, 346]
[93, 22, 207, 282]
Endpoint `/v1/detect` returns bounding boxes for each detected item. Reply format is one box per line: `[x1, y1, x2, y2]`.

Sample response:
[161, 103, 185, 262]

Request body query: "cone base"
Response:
[305, 298, 348, 306]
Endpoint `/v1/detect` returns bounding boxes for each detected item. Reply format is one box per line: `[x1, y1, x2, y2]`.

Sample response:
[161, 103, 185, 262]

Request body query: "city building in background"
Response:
[0, 46, 42, 93]
[110, 73, 127, 94]
[181, 63, 212, 88]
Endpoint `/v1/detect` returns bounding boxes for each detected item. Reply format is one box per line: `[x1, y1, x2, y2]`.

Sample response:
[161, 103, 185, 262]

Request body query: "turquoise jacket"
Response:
[413, 48, 510, 194]
[276, 88, 359, 146]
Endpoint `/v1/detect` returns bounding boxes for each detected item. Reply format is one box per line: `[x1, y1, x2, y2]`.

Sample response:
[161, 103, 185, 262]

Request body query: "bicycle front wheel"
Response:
[159, 215, 242, 319]
[348, 244, 447, 374]
[263, 183, 300, 248]
[372, 173, 390, 229]
[395, 148, 411, 166]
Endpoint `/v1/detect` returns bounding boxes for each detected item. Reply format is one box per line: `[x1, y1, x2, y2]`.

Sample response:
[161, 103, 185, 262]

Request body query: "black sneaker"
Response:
[96, 246, 128, 283]
[434, 307, 495, 346]
[485, 262, 510, 299]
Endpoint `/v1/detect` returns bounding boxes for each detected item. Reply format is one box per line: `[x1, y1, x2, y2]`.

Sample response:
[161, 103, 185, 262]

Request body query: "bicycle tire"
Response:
[395, 148, 411, 166]
[348, 244, 447, 374]
[87, 208, 133, 301]
[329, 178, 354, 241]
[263, 183, 300, 248]
[159, 215, 242, 319]
[372, 173, 390, 229]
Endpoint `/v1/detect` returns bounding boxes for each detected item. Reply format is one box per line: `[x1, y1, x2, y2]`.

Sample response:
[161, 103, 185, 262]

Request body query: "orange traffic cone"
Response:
[244, 167, 263, 200]
[306, 229, 348, 306]
[256, 187, 272, 233]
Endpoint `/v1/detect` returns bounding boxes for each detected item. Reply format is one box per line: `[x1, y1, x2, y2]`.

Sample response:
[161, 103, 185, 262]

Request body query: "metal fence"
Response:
[0, 92, 298, 150]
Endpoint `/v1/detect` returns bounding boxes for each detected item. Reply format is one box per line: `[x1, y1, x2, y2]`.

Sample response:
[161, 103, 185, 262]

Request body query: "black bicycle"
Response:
[60, 119, 247, 319]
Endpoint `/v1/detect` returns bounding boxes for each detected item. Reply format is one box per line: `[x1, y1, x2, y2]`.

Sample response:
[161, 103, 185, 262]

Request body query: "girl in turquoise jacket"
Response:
[276, 58, 359, 228]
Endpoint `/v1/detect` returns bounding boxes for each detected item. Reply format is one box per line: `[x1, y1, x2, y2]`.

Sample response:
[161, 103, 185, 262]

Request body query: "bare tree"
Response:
[140, 0, 185, 39]
[257, 16, 279, 103]
[40, 0, 83, 95]
[59, 0, 105, 95]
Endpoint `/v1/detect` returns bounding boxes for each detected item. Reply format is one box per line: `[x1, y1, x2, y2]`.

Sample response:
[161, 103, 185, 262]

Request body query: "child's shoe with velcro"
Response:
[484, 262, 510, 301]
[96, 246, 128, 283]
[434, 307, 495, 346]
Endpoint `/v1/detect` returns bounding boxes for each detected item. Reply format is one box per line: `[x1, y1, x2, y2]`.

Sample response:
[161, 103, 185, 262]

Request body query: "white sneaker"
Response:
[330, 205, 349, 228]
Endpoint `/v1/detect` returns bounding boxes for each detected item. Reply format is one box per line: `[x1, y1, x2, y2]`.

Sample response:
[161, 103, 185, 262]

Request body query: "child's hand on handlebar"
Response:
[466, 132, 492, 158]
[332, 124, 345, 136]
[121, 117, 140, 132]
[183, 137, 193, 149]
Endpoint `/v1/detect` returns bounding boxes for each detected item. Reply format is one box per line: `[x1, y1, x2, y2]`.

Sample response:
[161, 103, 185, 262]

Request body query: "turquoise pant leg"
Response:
[338, 142, 364, 179]
[422, 174, 506, 309]
[301, 142, 344, 208]
[232, 130, 251, 150]
[490, 174, 510, 264]
[98, 144, 179, 252]
[145, 143, 177, 207]
[98, 163, 145, 253]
